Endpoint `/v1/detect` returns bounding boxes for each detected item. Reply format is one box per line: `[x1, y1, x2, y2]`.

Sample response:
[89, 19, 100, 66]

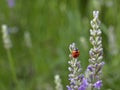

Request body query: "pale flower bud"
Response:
[54, 74, 63, 90]
[2, 24, 12, 49]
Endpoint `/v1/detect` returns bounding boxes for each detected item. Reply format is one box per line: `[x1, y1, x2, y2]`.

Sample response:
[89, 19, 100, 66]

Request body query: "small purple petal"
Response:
[70, 81, 75, 85]
[94, 80, 102, 89]
[82, 78, 88, 87]
[100, 61, 105, 66]
[78, 85, 86, 90]
[79, 78, 88, 90]
[87, 65, 93, 72]
[66, 85, 72, 90]
[96, 61, 105, 72]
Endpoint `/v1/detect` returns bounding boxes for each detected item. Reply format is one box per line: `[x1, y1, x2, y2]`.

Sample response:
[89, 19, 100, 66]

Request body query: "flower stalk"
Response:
[67, 43, 83, 90]
[1, 24, 18, 85]
[85, 11, 104, 90]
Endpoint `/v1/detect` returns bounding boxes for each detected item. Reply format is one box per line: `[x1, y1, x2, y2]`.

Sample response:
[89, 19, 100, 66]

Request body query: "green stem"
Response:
[6, 49, 18, 85]
[91, 85, 94, 90]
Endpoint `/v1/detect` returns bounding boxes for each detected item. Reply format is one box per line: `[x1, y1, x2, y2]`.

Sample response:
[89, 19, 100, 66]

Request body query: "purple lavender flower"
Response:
[96, 61, 105, 73]
[84, 11, 104, 89]
[87, 65, 93, 72]
[66, 85, 72, 90]
[81, 78, 88, 87]
[67, 43, 82, 90]
[7, 0, 15, 8]
[78, 86, 86, 90]
[78, 78, 88, 90]
[94, 80, 102, 89]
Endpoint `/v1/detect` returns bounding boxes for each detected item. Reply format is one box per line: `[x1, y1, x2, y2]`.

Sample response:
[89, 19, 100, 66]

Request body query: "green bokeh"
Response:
[0, 0, 120, 90]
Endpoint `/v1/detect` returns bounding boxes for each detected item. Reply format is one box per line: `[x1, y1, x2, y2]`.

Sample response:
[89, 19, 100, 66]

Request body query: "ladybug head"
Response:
[74, 48, 79, 51]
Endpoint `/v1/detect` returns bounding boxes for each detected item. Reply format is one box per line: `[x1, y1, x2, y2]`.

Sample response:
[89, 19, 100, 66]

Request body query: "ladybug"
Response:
[71, 48, 80, 58]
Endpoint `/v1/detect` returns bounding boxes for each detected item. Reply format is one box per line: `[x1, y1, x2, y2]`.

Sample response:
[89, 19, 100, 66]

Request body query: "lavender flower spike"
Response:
[1, 24, 12, 49]
[85, 11, 104, 89]
[54, 74, 63, 90]
[67, 43, 83, 90]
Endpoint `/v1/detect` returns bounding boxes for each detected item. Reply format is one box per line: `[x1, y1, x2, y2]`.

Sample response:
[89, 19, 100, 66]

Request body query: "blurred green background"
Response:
[0, 0, 120, 90]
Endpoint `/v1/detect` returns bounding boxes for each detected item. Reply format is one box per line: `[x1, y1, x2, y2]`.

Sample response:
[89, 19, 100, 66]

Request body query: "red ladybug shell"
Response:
[72, 49, 80, 58]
